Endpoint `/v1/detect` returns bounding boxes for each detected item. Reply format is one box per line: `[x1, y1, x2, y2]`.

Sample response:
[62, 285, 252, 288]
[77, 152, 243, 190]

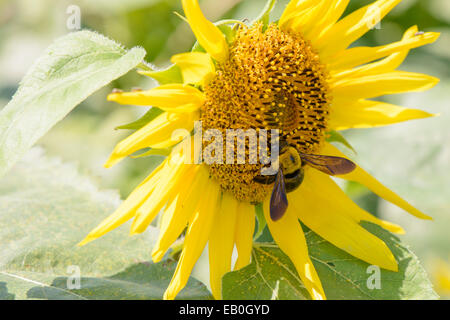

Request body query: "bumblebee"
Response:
[254, 139, 356, 221]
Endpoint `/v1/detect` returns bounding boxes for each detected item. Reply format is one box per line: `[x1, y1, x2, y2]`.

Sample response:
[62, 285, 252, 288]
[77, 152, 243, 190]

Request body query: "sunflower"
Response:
[79, 0, 440, 300]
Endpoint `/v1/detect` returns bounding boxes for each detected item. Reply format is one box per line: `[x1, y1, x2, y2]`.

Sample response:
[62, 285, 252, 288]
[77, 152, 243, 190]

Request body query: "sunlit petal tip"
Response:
[130, 216, 151, 235]
[323, 143, 433, 220]
[375, 220, 405, 235]
[106, 91, 143, 106]
[107, 93, 121, 102]
[385, 254, 399, 272]
[103, 154, 123, 169]
[77, 236, 95, 247]
[129, 229, 141, 236]
[424, 75, 441, 89]
[416, 211, 432, 220]
[407, 25, 419, 33]
[418, 30, 441, 42]
[330, 100, 438, 131]
[151, 249, 165, 264]
[433, 75, 440, 84]
[182, 0, 229, 63]
[163, 280, 181, 300]
[422, 111, 438, 119]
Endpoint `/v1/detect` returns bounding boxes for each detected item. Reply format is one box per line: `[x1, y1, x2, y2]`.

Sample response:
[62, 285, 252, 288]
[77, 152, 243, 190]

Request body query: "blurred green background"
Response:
[0, 0, 449, 298]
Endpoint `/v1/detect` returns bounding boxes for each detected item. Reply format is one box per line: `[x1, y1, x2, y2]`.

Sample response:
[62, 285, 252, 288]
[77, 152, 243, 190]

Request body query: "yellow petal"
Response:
[181, 0, 229, 63]
[329, 28, 440, 71]
[209, 192, 239, 299]
[332, 71, 439, 101]
[322, 142, 432, 220]
[329, 99, 435, 131]
[288, 1, 330, 37]
[290, 171, 398, 271]
[151, 165, 209, 262]
[234, 201, 255, 271]
[171, 52, 215, 86]
[130, 159, 193, 235]
[331, 50, 408, 81]
[263, 199, 326, 300]
[305, 169, 405, 234]
[78, 160, 167, 246]
[311, 0, 350, 41]
[107, 84, 204, 113]
[279, 0, 316, 30]
[163, 180, 220, 300]
[331, 26, 420, 82]
[317, 0, 401, 58]
[104, 111, 199, 168]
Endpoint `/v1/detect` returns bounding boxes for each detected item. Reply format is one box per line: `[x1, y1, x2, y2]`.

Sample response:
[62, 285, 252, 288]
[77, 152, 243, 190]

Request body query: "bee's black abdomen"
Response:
[253, 174, 277, 185]
[285, 169, 304, 192]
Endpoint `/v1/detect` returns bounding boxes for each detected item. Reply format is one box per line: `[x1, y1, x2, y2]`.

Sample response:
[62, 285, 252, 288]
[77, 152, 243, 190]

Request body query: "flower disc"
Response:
[202, 24, 331, 203]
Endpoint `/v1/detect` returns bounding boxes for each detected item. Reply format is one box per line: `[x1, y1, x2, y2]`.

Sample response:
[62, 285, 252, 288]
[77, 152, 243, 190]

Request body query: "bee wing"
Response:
[270, 170, 288, 221]
[300, 153, 356, 176]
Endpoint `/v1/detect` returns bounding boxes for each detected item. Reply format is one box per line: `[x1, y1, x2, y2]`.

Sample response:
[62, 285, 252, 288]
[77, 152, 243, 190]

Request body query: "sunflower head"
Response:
[80, 0, 440, 301]
[203, 23, 330, 203]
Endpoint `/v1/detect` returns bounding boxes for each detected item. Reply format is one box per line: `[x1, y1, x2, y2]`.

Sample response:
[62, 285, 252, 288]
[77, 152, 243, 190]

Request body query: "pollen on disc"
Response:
[201, 23, 331, 203]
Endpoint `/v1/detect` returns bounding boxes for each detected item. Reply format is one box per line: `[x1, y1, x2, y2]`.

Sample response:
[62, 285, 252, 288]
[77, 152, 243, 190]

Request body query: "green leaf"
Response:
[326, 130, 356, 153]
[345, 181, 380, 215]
[1, 261, 211, 300]
[0, 282, 14, 300]
[253, 0, 277, 31]
[115, 107, 164, 130]
[254, 203, 267, 241]
[0, 30, 146, 179]
[224, 245, 309, 300]
[222, 222, 438, 300]
[139, 64, 183, 85]
[0, 148, 154, 276]
[217, 24, 237, 45]
[0, 149, 210, 300]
